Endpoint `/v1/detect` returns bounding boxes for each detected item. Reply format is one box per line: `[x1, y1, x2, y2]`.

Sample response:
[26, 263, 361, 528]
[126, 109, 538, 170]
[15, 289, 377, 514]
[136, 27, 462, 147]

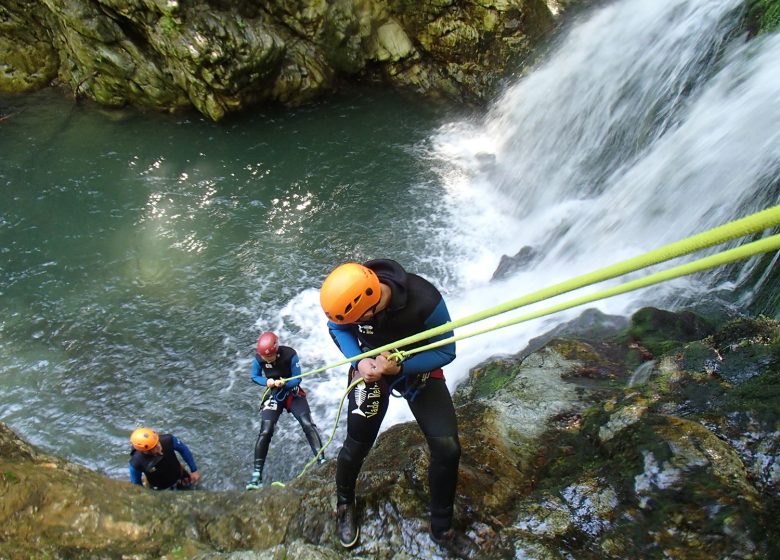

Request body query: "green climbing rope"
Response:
[260, 205, 780, 487]
[289, 204, 780, 381]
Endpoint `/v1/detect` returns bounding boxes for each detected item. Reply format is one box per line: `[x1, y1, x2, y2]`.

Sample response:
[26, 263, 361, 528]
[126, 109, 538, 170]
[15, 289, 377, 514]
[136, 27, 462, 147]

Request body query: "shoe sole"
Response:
[339, 526, 360, 548]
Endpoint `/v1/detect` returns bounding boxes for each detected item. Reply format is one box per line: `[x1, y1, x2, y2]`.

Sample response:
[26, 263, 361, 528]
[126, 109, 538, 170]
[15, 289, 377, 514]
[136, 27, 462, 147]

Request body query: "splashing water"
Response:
[357, 0, 780, 424]
[1, 0, 779, 488]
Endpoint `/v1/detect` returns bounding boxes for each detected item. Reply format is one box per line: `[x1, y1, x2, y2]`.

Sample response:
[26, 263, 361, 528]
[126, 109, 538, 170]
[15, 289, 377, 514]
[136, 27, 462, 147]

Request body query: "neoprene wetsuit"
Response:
[327, 258, 460, 536]
[128, 434, 198, 490]
[249, 346, 324, 479]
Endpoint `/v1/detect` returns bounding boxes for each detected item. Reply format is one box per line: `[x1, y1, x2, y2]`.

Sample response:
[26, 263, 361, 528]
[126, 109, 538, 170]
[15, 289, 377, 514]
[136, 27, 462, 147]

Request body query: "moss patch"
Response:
[746, 0, 780, 34]
[467, 360, 520, 399]
[619, 307, 716, 358]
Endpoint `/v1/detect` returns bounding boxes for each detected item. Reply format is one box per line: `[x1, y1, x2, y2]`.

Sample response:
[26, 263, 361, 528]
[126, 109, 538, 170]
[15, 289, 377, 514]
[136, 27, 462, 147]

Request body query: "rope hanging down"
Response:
[264, 205, 780, 485]
[287, 204, 780, 382]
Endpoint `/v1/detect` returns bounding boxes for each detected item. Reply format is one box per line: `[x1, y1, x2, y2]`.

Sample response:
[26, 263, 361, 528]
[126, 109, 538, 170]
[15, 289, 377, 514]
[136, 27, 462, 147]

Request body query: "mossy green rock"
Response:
[1, 311, 777, 558]
[623, 306, 716, 357]
[0, 0, 569, 119]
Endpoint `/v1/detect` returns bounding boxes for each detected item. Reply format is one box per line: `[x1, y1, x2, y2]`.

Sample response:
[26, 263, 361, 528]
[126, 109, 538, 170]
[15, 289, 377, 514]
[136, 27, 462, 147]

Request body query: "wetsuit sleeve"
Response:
[284, 352, 302, 389]
[128, 462, 143, 485]
[400, 298, 456, 375]
[251, 357, 268, 387]
[172, 436, 198, 473]
[327, 321, 364, 368]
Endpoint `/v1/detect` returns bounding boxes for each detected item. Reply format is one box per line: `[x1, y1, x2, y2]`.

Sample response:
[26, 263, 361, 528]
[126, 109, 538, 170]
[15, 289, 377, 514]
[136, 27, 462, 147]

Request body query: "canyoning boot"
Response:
[245, 471, 263, 490]
[317, 453, 326, 465]
[336, 502, 360, 548]
[431, 526, 479, 559]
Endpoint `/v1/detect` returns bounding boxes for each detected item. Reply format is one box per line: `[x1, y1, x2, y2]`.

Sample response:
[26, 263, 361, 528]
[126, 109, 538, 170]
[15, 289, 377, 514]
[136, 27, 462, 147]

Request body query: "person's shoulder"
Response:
[278, 346, 298, 361]
[407, 272, 442, 296]
[365, 259, 407, 281]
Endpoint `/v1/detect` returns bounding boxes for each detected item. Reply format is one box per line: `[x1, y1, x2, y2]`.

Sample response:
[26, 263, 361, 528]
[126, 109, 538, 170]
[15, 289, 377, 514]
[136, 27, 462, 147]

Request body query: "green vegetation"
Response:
[721, 346, 780, 415]
[747, 0, 780, 34]
[469, 360, 519, 399]
[158, 15, 178, 36]
[2, 470, 19, 483]
[618, 307, 715, 358]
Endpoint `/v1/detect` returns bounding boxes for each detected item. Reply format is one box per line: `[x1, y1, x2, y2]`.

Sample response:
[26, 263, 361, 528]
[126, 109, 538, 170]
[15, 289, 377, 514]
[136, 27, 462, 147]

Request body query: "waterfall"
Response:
[423, 0, 780, 388]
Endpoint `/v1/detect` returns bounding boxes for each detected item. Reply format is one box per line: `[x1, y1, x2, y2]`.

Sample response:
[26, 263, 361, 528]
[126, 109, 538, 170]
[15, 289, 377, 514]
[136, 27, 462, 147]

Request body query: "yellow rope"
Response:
[267, 376, 364, 487]
[257, 205, 780, 486]
[286, 204, 780, 382]
[397, 232, 780, 359]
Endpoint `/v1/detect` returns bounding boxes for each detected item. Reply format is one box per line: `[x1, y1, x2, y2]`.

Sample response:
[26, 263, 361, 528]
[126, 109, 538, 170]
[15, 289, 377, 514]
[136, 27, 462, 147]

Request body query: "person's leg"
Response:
[336, 370, 389, 547]
[247, 399, 283, 488]
[408, 378, 461, 537]
[289, 396, 325, 461]
[337, 372, 388, 503]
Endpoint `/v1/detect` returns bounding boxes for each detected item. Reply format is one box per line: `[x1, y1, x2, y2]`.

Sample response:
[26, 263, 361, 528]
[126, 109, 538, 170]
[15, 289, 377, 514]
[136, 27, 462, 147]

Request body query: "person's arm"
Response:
[284, 352, 302, 389]
[397, 298, 456, 375]
[172, 436, 198, 473]
[327, 321, 363, 367]
[128, 462, 143, 485]
[251, 357, 269, 387]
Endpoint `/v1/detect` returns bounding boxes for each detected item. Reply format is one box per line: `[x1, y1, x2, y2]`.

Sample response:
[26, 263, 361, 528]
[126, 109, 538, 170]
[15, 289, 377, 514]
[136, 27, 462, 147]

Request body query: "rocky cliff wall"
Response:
[0, 0, 574, 120]
[2, 307, 778, 559]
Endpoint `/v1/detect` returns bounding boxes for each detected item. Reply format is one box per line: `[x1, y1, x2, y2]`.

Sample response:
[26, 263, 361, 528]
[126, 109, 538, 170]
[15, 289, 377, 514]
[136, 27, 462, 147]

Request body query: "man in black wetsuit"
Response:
[245, 331, 325, 489]
[320, 259, 476, 557]
[128, 427, 200, 490]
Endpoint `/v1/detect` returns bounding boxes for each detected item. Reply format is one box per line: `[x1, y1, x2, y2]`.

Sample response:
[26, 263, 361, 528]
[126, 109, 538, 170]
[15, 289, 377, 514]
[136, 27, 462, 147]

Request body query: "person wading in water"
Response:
[128, 427, 200, 490]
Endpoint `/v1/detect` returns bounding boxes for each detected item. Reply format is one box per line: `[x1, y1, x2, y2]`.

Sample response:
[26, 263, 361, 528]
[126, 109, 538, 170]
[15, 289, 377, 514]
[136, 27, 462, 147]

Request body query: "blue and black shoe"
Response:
[245, 471, 263, 490]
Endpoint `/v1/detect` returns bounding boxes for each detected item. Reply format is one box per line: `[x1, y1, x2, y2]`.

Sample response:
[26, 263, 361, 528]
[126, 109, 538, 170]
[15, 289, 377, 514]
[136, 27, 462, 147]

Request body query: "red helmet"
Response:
[256, 331, 279, 358]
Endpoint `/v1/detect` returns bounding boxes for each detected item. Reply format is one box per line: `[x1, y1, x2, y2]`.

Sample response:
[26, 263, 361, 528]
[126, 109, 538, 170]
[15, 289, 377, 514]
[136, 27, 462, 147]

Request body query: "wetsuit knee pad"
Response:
[426, 435, 461, 463]
[336, 435, 374, 504]
[338, 435, 373, 466]
[298, 412, 315, 431]
[259, 419, 275, 439]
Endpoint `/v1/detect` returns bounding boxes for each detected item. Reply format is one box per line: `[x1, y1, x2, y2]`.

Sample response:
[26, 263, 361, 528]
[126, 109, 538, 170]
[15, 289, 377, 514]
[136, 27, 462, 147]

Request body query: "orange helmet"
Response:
[130, 427, 159, 452]
[257, 331, 279, 358]
[320, 263, 381, 324]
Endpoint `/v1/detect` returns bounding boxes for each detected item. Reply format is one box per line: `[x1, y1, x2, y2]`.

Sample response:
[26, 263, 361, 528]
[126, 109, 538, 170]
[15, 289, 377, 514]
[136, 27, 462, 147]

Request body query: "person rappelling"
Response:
[245, 331, 326, 489]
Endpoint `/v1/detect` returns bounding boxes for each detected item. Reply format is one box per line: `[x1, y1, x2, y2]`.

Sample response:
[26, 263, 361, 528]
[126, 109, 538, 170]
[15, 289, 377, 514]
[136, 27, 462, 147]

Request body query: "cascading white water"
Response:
[2, 0, 778, 488]
[414, 0, 780, 392]
[281, 0, 780, 434]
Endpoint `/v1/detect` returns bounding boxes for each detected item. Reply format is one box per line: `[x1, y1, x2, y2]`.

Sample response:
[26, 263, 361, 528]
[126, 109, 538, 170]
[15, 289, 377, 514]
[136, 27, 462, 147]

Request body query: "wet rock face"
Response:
[0, 1, 59, 91]
[513, 314, 780, 560]
[0, 0, 572, 119]
[1, 310, 778, 558]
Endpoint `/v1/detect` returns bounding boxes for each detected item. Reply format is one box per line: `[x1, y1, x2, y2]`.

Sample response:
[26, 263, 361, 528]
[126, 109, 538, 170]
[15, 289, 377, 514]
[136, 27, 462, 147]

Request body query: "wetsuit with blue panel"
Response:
[128, 433, 198, 490]
[249, 345, 324, 486]
[327, 258, 460, 537]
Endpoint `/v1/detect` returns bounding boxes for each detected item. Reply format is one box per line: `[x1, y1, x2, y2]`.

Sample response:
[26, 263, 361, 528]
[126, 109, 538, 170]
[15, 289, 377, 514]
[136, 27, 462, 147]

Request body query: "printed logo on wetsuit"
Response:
[351, 380, 381, 419]
[357, 324, 374, 335]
